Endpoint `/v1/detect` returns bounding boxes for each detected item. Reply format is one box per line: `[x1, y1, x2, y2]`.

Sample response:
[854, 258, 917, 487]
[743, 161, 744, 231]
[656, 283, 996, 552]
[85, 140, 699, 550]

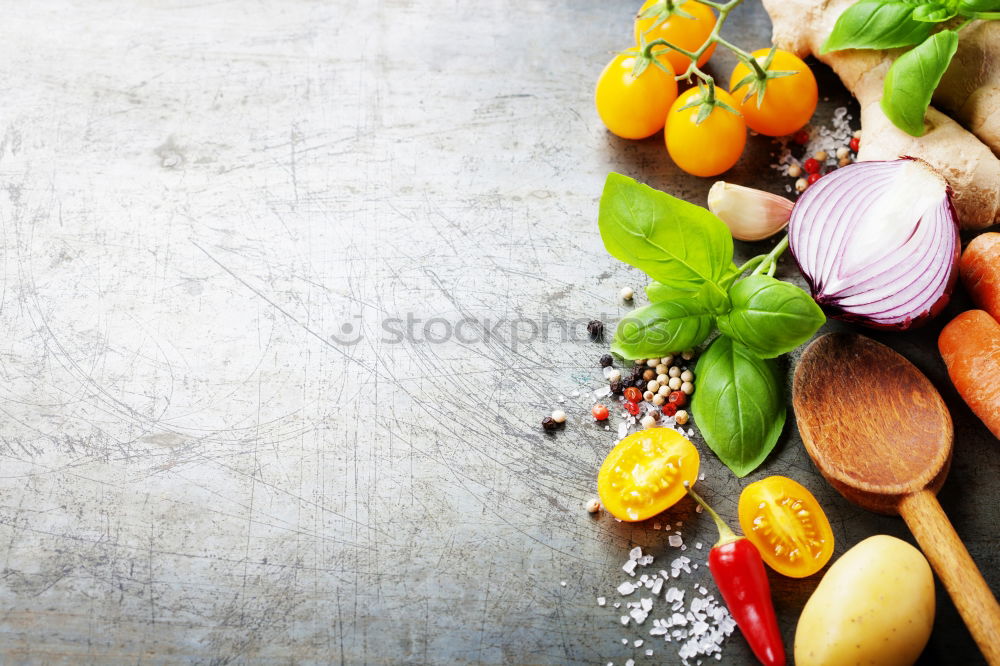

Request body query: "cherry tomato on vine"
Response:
[728, 48, 818, 137]
[738, 475, 834, 578]
[665, 87, 746, 177]
[597, 428, 699, 522]
[634, 0, 717, 77]
[595, 51, 678, 140]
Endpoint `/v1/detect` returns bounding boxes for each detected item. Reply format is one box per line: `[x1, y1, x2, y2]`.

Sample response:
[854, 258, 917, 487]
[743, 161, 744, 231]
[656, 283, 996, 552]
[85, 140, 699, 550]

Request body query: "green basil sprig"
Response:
[598, 173, 739, 294]
[691, 336, 786, 478]
[823, 0, 996, 137]
[598, 173, 825, 477]
[881, 29, 958, 136]
[821, 1, 934, 52]
[717, 275, 826, 359]
[611, 283, 728, 360]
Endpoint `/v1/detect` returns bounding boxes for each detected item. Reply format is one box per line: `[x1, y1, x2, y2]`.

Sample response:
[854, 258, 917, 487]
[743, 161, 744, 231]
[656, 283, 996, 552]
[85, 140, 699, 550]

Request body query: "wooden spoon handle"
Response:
[899, 490, 1000, 664]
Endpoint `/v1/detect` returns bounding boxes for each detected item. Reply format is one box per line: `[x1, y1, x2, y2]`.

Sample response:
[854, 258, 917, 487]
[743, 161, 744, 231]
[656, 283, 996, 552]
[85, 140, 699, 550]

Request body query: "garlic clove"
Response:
[707, 181, 795, 241]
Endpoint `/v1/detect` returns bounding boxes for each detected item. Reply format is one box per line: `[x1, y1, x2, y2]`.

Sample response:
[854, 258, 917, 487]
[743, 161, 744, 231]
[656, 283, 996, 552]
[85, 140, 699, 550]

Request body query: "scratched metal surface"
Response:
[0, 1, 995, 664]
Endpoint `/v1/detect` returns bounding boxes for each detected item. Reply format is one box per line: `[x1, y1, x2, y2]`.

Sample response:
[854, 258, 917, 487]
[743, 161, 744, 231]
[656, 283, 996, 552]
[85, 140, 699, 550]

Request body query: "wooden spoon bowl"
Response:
[794, 333, 1000, 664]
[793, 332, 952, 514]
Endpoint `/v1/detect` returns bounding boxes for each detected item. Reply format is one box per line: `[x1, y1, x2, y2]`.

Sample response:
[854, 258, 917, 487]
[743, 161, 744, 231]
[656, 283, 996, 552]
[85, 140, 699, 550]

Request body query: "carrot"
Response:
[938, 310, 1000, 440]
[960, 232, 1000, 321]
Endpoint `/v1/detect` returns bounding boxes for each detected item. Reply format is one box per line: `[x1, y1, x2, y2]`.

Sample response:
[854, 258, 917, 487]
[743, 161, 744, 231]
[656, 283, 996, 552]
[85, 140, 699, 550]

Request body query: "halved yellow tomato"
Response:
[738, 475, 834, 578]
[598, 428, 699, 522]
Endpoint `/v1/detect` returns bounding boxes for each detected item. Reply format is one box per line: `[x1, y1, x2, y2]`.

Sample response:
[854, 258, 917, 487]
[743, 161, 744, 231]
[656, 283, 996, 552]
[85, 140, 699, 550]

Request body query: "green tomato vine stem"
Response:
[637, 0, 768, 118]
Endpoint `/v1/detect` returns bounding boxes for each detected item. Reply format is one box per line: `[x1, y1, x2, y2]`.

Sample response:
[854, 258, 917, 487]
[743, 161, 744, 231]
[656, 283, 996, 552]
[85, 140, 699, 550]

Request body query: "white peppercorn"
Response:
[681, 350, 694, 360]
[621, 286, 634, 301]
[586, 498, 601, 513]
[646, 358, 659, 368]
[655, 363, 668, 375]
[668, 377, 682, 390]
[814, 150, 828, 162]
[652, 394, 665, 406]
[795, 177, 808, 193]
[647, 380, 660, 393]
[681, 381, 694, 395]
[643, 390, 655, 402]
[787, 164, 802, 178]
[680, 370, 694, 382]
[836, 146, 850, 160]
[657, 384, 670, 397]
[675, 410, 689, 425]
[552, 409, 567, 423]
[668, 366, 681, 378]
[656, 373, 668, 385]
[640, 415, 657, 429]
[660, 355, 674, 366]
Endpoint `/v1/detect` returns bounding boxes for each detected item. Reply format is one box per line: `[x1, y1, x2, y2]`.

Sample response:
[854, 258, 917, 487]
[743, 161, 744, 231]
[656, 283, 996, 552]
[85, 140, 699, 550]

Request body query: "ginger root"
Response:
[762, 0, 1000, 229]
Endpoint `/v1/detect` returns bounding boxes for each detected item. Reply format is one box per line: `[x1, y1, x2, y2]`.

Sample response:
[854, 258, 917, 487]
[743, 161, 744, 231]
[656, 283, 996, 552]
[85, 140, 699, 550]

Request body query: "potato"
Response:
[795, 535, 935, 666]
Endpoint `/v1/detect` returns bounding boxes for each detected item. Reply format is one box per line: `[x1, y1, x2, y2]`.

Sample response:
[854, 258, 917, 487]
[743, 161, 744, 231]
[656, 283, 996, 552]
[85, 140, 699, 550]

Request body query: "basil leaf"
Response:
[599, 173, 736, 293]
[881, 30, 958, 137]
[958, 0, 1000, 12]
[611, 285, 726, 359]
[691, 336, 786, 477]
[716, 275, 826, 359]
[646, 281, 672, 302]
[911, 3, 957, 21]
[821, 1, 934, 53]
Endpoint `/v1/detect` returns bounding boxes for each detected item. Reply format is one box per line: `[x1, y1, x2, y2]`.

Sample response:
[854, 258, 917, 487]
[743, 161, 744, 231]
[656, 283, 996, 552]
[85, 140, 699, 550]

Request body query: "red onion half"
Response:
[788, 159, 959, 330]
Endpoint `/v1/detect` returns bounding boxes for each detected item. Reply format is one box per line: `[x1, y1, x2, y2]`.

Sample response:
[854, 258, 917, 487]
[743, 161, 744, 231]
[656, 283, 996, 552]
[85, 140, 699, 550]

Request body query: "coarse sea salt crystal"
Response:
[634, 639, 643, 647]
[620, 615, 629, 626]
[623, 560, 638, 576]
[651, 578, 663, 595]
[629, 546, 643, 561]
[639, 555, 654, 565]
[641, 598, 653, 612]
[595, 385, 611, 398]
[618, 581, 636, 595]
[629, 608, 648, 624]
[668, 535, 682, 547]
[597, 597, 606, 606]
[645, 649, 653, 656]
[617, 422, 628, 439]
[560, 580, 566, 587]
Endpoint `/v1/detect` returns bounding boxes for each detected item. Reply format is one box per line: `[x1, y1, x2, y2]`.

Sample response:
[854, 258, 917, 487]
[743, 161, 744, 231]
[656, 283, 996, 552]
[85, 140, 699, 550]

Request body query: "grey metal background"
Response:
[0, 1, 994, 663]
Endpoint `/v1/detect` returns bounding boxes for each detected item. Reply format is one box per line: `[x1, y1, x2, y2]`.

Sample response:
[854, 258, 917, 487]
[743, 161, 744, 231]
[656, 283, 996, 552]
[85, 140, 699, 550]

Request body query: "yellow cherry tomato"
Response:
[634, 0, 717, 77]
[595, 52, 678, 140]
[728, 49, 818, 137]
[665, 87, 746, 177]
[738, 475, 834, 578]
[597, 428, 700, 522]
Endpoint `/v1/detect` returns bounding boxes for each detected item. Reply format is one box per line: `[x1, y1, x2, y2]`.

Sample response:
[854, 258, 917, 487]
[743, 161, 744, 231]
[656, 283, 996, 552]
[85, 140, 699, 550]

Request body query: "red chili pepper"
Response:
[807, 172, 822, 185]
[849, 136, 860, 152]
[686, 484, 785, 666]
[803, 157, 820, 174]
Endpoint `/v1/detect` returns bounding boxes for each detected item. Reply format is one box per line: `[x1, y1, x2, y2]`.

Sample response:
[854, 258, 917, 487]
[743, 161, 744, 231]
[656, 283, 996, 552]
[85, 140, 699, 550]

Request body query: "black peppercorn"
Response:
[599, 353, 613, 368]
[587, 320, 604, 341]
[609, 379, 623, 395]
[542, 416, 559, 432]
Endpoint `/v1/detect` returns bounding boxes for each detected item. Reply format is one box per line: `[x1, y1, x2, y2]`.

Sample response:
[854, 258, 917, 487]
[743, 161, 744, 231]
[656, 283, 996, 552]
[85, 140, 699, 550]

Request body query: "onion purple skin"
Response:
[788, 158, 960, 331]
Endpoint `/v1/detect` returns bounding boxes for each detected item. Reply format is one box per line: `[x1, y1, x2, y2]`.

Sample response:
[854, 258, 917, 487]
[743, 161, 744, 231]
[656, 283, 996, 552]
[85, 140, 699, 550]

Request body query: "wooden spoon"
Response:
[793, 332, 1000, 663]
